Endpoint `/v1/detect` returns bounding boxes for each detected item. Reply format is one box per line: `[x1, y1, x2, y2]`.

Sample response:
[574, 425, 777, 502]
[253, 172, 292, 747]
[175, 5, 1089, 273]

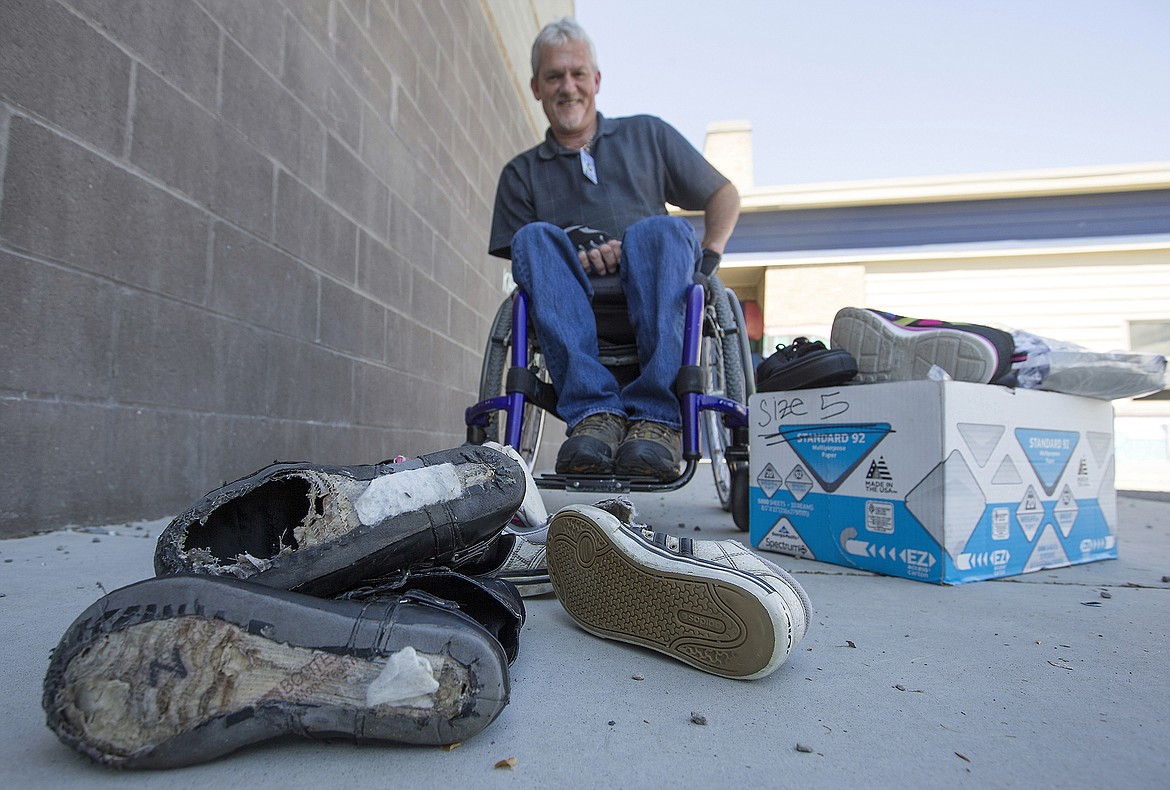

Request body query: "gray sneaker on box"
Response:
[831, 306, 1014, 384]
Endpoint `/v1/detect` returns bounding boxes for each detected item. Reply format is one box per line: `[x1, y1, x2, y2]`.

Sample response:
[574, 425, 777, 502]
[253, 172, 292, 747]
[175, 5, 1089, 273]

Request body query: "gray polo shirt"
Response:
[489, 113, 728, 259]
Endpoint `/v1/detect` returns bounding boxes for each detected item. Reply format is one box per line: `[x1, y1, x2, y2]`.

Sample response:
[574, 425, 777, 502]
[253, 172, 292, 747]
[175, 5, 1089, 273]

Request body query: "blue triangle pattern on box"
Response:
[762, 423, 893, 492]
[1014, 428, 1080, 495]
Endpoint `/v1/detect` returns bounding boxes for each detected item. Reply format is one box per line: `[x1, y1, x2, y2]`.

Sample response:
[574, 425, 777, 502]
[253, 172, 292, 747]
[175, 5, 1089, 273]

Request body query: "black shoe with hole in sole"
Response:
[153, 446, 525, 597]
[43, 575, 510, 769]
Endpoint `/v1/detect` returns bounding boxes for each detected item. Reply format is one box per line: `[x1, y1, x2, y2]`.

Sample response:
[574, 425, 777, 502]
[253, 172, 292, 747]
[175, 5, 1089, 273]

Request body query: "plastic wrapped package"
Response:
[999, 330, 1167, 400]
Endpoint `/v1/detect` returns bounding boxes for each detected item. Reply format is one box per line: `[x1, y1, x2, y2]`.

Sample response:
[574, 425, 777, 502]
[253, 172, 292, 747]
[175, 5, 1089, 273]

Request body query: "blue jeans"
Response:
[509, 216, 701, 432]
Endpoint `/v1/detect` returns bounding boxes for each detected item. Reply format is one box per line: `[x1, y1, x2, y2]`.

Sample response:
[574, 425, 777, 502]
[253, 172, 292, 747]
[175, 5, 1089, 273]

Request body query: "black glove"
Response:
[700, 248, 722, 275]
[564, 224, 612, 253]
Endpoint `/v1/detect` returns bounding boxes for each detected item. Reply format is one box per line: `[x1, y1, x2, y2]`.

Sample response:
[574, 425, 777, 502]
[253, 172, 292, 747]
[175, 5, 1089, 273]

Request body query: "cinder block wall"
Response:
[0, 0, 567, 536]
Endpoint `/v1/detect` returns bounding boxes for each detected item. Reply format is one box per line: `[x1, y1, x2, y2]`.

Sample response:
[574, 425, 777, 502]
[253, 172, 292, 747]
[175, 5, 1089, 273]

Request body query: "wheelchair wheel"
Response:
[725, 287, 755, 532]
[700, 276, 754, 531]
[476, 293, 548, 467]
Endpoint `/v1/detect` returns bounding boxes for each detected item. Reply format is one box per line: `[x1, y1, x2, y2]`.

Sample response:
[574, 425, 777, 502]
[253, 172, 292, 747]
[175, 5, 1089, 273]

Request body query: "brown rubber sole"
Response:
[547, 508, 779, 679]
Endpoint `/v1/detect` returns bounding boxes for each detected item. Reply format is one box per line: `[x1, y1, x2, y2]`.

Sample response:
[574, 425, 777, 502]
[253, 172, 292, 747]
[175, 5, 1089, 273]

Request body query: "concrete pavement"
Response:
[1, 467, 1167, 788]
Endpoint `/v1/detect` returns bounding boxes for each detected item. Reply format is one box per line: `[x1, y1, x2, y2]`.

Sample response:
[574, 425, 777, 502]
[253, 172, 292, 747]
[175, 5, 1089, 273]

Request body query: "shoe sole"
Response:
[493, 555, 553, 597]
[43, 576, 509, 768]
[457, 532, 553, 597]
[557, 458, 616, 476]
[612, 461, 679, 482]
[831, 307, 999, 384]
[154, 445, 524, 596]
[546, 506, 786, 679]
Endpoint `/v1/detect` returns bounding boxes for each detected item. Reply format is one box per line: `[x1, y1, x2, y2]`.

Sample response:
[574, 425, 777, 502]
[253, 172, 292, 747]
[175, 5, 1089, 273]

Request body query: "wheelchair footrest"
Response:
[535, 461, 697, 493]
[538, 474, 633, 494]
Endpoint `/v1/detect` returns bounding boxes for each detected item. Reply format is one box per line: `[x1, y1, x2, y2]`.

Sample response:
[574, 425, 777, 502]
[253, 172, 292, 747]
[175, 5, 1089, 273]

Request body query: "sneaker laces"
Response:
[774, 336, 826, 361]
[573, 412, 626, 438]
[624, 420, 680, 442]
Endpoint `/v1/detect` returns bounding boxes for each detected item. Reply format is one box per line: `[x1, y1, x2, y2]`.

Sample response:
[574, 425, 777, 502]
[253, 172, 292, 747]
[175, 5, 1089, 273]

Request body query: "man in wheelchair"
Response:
[489, 17, 740, 481]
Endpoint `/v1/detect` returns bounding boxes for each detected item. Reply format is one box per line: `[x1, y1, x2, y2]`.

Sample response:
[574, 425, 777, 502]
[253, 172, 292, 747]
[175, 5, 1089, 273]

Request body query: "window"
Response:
[1130, 320, 1170, 355]
[1129, 320, 1170, 400]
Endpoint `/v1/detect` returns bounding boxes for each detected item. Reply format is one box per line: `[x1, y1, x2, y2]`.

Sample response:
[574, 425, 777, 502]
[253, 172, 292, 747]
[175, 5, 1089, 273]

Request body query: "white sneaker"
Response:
[495, 532, 552, 596]
[484, 442, 550, 530]
[461, 531, 551, 597]
[472, 443, 552, 596]
[547, 504, 811, 680]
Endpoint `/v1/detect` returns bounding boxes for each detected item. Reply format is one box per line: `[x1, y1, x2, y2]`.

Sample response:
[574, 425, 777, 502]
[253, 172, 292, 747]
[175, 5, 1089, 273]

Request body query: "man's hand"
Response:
[565, 224, 621, 275]
[579, 238, 621, 275]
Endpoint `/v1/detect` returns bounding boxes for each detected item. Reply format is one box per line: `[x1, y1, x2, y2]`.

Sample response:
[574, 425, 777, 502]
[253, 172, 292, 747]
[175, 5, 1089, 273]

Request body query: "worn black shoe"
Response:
[756, 337, 858, 392]
[43, 575, 510, 769]
[555, 412, 627, 475]
[154, 445, 525, 597]
[338, 567, 526, 665]
[614, 420, 681, 481]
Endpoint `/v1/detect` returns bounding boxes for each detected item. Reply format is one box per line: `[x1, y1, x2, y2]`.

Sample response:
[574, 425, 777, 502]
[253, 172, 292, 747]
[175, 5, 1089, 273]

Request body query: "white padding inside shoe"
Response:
[487, 441, 549, 531]
[366, 647, 439, 707]
[354, 464, 463, 525]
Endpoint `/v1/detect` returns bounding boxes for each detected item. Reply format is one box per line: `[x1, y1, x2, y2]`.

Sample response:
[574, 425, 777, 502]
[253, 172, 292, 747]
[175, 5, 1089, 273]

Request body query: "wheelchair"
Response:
[465, 267, 755, 531]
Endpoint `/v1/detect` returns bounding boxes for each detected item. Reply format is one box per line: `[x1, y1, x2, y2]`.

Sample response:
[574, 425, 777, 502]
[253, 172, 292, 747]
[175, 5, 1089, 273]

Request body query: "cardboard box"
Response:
[749, 381, 1117, 584]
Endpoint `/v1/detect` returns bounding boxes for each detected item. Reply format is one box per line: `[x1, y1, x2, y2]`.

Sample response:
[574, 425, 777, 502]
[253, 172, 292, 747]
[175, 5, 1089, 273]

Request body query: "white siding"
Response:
[863, 249, 1170, 351]
[754, 246, 1170, 433]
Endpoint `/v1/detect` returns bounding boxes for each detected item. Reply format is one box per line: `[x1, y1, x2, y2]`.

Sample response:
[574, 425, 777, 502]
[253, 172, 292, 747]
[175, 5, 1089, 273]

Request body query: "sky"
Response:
[573, 0, 1170, 187]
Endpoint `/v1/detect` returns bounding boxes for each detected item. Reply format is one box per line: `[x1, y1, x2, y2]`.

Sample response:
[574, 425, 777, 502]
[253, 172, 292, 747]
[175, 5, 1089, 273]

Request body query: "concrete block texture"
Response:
[282, 18, 363, 150]
[275, 170, 359, 282]
[1, 116, 212, 302]
[210, 222, 320, 341]
[0, 0, 131, 156]
[0, 0, 566, 535]
[324, 132, 389, 238]
[220, 37, 326, 190]
[63, 0, 221, 112]
[131, 68, 275, 240]
[0, 250, 117, 400]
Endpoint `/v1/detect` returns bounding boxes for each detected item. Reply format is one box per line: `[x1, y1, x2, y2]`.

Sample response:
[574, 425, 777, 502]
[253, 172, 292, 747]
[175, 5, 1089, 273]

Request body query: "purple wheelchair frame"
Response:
[465, 281, 749, 493]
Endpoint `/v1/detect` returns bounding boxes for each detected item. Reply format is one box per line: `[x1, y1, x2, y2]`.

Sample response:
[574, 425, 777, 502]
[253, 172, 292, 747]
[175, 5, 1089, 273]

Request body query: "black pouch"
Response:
[564, 224, 612, 252]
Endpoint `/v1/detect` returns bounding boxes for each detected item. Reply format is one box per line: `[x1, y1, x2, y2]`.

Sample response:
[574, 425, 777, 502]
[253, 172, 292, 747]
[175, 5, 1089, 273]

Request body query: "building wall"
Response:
[863, 246, 1170, 490]
[0, 0, 570, 536]
[761, 263, 866, 341]
[753, 244, 1170, 489]
[755, 245, 1170, 395]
